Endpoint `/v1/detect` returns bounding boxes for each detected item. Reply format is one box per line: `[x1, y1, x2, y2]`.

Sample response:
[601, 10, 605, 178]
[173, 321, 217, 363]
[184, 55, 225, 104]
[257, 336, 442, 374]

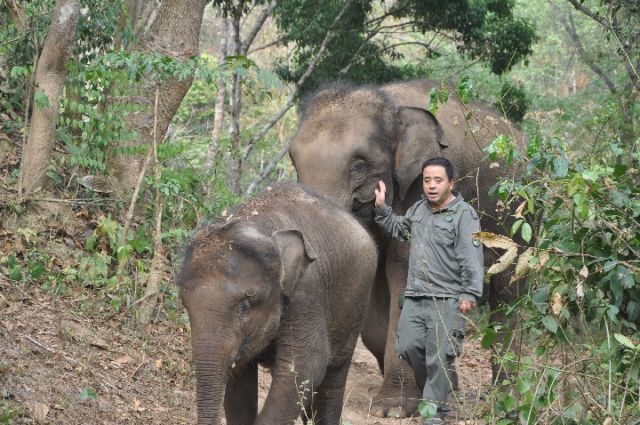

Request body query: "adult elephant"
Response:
[289, 80, 525, 418]
[178, 182, 378, 425]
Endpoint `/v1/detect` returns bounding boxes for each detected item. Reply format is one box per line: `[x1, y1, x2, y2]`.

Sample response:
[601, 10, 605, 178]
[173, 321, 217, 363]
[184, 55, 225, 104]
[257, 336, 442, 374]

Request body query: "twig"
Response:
[20, 333, 56, 353]
[129, 353, 147, 380]
[245, 139, 290, 194]
[27, 197, 117, 204]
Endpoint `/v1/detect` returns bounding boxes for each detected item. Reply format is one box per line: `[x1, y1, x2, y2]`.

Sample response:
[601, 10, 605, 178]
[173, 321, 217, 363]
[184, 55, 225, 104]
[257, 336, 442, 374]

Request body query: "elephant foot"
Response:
[369, 392, 420, 418]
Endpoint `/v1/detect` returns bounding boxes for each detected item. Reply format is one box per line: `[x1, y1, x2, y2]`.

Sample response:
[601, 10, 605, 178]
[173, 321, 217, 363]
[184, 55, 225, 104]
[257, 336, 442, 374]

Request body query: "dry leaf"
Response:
[113, 355, 132, 366]
[576, 265, 588, 299]
[475, 232, 519, 280]
[155, 358, 163, 369]
[551, 292, 563, 316]
[28, 401, 49, 423]
[512, 247, 535, 282]
[513, 201, 527, 219]
[133, 399, 146, 412]
[90, 337, 109, 350]
[486, 246, 518, 278]
[579, 265, 589, 279]
[473, 231, 517, 251]
[538, 250, 551, 268]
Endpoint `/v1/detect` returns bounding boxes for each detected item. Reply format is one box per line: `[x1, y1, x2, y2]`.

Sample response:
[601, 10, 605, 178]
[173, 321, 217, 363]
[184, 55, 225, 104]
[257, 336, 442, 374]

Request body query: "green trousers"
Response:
[396, 297, 465, 411]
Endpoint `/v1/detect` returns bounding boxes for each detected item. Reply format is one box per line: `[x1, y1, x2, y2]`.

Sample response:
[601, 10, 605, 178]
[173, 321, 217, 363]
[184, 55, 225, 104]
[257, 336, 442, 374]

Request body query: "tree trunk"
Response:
[19, 0, 80, 195]
[227, 13, 242, 196]
[203, 17, 229, 202]
[107, 0, 208, 193]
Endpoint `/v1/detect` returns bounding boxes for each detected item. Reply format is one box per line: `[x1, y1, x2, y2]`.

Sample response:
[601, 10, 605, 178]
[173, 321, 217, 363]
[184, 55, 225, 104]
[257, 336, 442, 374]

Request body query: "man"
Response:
[374, 156, 483, 425]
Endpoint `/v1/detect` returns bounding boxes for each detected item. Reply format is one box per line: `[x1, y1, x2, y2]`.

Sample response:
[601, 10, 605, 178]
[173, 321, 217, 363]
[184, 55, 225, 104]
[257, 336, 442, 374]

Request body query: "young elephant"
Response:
[177, 182, 378, 425]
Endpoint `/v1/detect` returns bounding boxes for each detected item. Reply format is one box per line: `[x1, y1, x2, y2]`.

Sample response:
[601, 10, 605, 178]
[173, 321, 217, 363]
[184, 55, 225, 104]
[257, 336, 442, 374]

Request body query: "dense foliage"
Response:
[273, 0, 536, 94]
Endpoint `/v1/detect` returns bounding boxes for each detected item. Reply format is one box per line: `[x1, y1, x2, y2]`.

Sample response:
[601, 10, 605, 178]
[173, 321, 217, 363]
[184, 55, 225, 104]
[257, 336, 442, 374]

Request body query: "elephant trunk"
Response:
[191, 327, 235, 425]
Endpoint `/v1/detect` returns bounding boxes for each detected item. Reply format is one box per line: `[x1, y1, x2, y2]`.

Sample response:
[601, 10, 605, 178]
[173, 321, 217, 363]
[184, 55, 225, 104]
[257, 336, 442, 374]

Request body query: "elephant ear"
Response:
[272, 229, 318, 298]
[393, 106, 449, 200]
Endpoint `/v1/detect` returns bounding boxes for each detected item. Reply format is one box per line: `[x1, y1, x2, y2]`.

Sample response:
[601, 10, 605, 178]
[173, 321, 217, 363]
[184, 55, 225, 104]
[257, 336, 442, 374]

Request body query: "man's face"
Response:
[422, 165, 454, 206]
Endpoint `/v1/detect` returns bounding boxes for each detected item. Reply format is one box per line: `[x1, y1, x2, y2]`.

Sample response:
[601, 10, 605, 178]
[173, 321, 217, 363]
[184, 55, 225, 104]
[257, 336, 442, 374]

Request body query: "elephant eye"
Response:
[238, 298, 251, 316]
[350, 159, 371, 184]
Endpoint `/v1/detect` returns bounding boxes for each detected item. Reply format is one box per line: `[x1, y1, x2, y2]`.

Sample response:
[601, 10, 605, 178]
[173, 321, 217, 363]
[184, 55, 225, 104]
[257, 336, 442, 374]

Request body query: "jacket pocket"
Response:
[433, 221, 455, 245]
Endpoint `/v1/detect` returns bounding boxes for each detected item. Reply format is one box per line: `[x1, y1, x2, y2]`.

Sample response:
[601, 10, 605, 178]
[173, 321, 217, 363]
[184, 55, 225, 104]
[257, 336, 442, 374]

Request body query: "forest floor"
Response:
[0, 272, 493, 425]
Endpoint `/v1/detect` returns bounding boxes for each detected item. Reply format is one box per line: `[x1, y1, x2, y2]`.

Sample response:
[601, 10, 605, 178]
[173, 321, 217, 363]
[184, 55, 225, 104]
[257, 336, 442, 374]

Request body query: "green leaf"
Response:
[510, 219, 523, 237]
[521, 222, 532, 243]
[79, 388, 97, 400]
[34, 90, 51, 109]
[541, 315, 558, 334]
[614, 333, 638, 350]
[481, 327, 498, 349]
[604, 260, 618, 273]
[581, 170, 599, 181]
[516, 377, 532, 394]
[562, 402, 583, 420]
[417, 400, 438, 419]
[503, 394, 517, 412]
[552, 156, 568, 178]
[457, 77, 474, 103]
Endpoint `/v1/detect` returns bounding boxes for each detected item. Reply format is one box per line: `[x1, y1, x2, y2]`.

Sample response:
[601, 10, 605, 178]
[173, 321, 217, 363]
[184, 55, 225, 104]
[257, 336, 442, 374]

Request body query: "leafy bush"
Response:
[483, 131, 640, 424]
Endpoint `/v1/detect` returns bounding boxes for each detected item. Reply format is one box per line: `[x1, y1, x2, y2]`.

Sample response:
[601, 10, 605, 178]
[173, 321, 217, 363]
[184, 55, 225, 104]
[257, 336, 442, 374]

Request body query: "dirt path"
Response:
[0, 276, 490, 424]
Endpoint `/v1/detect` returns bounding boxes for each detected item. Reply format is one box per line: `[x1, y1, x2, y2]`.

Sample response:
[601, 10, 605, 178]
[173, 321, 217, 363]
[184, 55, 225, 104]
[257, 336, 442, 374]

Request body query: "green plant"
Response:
[481, 131, 640, 423]
[0, 400, 25, 425]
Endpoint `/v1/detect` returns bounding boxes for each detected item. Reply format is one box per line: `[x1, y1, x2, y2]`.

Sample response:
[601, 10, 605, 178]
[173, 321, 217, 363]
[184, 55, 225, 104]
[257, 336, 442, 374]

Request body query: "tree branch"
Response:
[247, 36, 285, 55]
[565, 0, 608, 28]
[240, 0, 276, 55]
[241, 0, 355, 172]
[550, 0, 617, 93]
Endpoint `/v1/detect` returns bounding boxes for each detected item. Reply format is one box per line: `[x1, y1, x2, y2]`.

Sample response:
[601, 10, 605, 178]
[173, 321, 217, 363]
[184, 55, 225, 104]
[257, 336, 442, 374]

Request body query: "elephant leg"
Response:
[256, 334, 329, 425]
[313, 335, 360, 425]
[368, 242, 421, 419]
[224, 360, 258, 425]
[360, 269, 389, 371]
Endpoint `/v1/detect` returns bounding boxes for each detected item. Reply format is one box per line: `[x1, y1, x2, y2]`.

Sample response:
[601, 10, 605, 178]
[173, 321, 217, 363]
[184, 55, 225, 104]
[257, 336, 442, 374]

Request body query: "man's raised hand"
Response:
[374, 180, 386, 208]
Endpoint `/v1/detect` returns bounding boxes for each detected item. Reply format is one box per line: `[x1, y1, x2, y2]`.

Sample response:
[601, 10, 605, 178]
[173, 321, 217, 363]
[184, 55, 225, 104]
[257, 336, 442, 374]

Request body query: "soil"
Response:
[0, 274, 492, 424]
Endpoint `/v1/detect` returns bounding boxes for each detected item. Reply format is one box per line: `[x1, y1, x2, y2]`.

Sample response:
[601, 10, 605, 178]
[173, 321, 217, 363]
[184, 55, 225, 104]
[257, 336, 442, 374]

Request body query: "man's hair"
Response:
[422, 157, 454, 180]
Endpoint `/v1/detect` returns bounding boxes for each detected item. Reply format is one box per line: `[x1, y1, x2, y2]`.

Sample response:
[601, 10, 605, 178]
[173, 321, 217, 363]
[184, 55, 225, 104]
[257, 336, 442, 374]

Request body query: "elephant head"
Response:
[177, 220, 317, 425]
[290, 83, 448, 223]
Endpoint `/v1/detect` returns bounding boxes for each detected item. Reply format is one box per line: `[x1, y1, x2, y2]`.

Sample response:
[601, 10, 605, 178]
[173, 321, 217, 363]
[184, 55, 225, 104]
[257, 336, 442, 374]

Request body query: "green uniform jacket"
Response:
[374, 193, 484, 302]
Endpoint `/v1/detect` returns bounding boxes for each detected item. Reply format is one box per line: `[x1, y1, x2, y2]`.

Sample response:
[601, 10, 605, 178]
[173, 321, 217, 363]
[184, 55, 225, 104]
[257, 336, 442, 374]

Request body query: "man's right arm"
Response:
[374, 204, 412, 241]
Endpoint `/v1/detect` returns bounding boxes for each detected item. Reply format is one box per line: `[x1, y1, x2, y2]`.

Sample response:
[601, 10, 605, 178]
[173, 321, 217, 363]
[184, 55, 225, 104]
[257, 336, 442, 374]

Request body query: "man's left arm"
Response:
[455, 208, 484, 311]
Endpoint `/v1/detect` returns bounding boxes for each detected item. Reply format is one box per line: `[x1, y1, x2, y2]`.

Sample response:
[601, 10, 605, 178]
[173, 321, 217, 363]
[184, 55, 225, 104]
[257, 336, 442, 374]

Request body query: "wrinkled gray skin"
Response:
[178, 182, 378, 425]
[289, 80, 526, 418]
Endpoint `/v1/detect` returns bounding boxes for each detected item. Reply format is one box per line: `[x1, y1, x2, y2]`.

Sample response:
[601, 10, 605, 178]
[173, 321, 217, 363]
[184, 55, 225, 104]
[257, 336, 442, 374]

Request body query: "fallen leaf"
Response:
[113, 355, 132, 366]
[133, 399, 146, 412]
[90, 337, 109, 350]
[28, 401, 49, 423]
